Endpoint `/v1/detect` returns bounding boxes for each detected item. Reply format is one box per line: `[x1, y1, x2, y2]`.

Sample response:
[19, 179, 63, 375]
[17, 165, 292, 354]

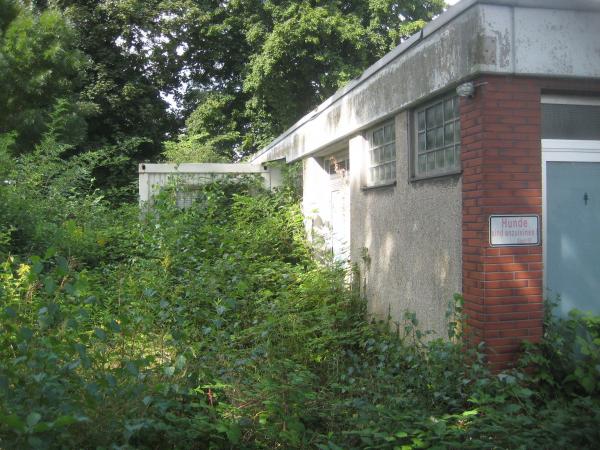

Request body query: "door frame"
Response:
[541, 139, 600, 299]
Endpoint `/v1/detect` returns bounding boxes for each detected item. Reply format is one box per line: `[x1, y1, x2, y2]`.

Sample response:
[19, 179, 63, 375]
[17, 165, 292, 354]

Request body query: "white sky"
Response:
[447, 0, 461, 5]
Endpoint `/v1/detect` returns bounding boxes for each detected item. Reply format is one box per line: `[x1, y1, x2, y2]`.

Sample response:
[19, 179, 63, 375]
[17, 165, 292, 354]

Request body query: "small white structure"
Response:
[138, 163, 282, 208]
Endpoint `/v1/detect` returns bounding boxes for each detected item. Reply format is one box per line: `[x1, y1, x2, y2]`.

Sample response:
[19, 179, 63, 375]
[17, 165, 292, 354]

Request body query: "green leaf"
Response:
[503, 403, 521, 414]
[226, 423, 242, 444]
[0, 414, 26, 432]
[32, 422, 51, 433]
[175, 354, 187, 370]
[17, 327, 33, 342]
[55, 255, 69, 274]
[53, 415, 87, 428]
[26, 412, 42, 428]
[4, 306, 17, 319]
[108, 319, 121, 333]
[94, 328, 107, 340]
[32, 261, 43, 275]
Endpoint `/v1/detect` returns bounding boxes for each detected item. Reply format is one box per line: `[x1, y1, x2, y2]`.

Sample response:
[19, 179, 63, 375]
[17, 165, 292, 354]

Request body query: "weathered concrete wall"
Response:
[251, 1, 600, 166]
[349, 112, 463, 337]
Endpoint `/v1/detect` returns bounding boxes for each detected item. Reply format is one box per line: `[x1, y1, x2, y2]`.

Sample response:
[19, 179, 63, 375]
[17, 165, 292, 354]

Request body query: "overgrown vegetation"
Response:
[1, 142, 600, 449]
[2, 1, 598, 447]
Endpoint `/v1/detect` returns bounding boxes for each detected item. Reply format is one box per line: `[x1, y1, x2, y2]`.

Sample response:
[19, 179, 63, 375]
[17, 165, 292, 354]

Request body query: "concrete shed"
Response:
[250, 0, 600, 368]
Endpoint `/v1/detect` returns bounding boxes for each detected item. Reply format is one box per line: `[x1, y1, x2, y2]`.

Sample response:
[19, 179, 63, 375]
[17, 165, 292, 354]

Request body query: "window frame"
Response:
[364, 119, 397, 189]
[324, 149, 350, 179]
[411, 93, 461, 181]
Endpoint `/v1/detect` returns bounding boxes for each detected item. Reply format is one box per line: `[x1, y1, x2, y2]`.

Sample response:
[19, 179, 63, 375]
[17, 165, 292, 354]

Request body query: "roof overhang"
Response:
[251, 0, 600, 164]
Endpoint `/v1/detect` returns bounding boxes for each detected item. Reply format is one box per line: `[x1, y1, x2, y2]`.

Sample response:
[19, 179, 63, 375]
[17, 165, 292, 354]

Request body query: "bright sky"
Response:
[446, 0, 461, 5]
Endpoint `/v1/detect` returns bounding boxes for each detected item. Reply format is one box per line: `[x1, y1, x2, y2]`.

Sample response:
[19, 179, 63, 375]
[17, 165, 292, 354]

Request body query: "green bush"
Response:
[1, 144, 599, 448]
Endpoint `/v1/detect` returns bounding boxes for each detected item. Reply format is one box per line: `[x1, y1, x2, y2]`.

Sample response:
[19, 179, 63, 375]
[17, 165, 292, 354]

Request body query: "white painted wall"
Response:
[139, 163, 282, 207]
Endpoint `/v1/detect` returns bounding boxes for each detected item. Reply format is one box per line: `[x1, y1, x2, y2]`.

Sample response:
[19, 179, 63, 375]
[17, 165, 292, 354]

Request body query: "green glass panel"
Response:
[445, 146, 454, 166]
[384, 124, 394, 142]
[426, 130, 435, 149]
[418, 154, 426, 173]
[418, 132, 425, 152]
[434, 103, 443, 126]
[427, 153, 435, 171]
[426, 107, 435, 127]
[373, 129, 383, 146]
[453, 96, 459, 116]
[436, 149, 444, 168]
[418, 111, 425, 131]
[444, 123, 454, 144]
[444, 99, 454, 120]
[435, 127, 443, 148]
[388, 143, 395, 161]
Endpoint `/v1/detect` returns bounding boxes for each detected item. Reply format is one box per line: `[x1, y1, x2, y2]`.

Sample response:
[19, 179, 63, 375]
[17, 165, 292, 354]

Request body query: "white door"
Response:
[325, 151, 350, 262]
[543, 140, 600, 317]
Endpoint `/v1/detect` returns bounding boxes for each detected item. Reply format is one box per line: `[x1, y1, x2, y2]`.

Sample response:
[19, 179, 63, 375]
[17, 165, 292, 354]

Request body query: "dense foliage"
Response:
[1, 1, 599, 447]
[1, 143, 600, 448]
[1, 0, 445, 167]
[157, 0, 446, 159]
[0, 1, 89, 152]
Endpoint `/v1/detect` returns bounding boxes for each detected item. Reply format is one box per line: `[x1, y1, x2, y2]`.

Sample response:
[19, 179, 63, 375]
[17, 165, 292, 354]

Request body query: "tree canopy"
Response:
[1, 0, 445, 166]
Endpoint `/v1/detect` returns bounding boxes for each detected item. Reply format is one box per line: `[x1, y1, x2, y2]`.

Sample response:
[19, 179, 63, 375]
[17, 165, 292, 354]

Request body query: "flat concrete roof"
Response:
[251, 0, 600, 163]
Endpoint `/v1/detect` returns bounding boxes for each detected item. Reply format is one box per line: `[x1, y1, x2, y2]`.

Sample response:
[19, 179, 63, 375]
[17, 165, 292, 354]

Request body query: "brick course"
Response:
[460, 75, 600, 370]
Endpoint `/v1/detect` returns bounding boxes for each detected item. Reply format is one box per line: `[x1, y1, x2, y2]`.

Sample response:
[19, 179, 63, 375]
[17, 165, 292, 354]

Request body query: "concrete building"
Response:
[250, 0, 600, 368]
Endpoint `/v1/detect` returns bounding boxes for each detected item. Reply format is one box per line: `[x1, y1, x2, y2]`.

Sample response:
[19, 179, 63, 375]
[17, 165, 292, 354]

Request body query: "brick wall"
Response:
[460, 75, 600, 369]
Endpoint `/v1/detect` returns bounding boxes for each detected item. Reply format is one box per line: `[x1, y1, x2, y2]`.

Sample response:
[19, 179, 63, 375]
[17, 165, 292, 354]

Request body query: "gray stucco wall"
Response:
[348, 112, 462, 337]
[300, 111, 462, 336]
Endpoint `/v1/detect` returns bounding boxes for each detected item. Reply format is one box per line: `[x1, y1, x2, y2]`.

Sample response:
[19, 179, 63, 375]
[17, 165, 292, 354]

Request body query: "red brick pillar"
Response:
[461, 76, 544, 369]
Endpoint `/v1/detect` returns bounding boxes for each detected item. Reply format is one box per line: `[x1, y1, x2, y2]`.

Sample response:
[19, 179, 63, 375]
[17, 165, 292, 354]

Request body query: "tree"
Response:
[157, 0, 445, 160]
[51, 0, 178, 160]
[0, 0, 90, 152]
[2, 0, 445, 162]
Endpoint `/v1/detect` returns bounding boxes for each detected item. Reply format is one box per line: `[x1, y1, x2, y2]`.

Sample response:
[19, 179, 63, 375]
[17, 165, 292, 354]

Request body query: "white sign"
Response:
[489, 215, 540, 247]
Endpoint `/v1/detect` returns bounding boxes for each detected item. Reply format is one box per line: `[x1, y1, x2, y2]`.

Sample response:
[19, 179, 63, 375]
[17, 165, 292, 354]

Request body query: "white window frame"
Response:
[412, 94, 461, 180]
[364, 120, 396, 188]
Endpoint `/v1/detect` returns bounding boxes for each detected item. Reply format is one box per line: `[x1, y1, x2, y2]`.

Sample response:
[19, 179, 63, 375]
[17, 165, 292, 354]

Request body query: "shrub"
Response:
[1, 155, 599, 448]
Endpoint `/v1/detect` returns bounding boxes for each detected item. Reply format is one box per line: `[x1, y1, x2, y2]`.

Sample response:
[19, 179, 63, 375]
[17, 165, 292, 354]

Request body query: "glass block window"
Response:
[415, 95, 460, 178]
[367, 121, 396, 186]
